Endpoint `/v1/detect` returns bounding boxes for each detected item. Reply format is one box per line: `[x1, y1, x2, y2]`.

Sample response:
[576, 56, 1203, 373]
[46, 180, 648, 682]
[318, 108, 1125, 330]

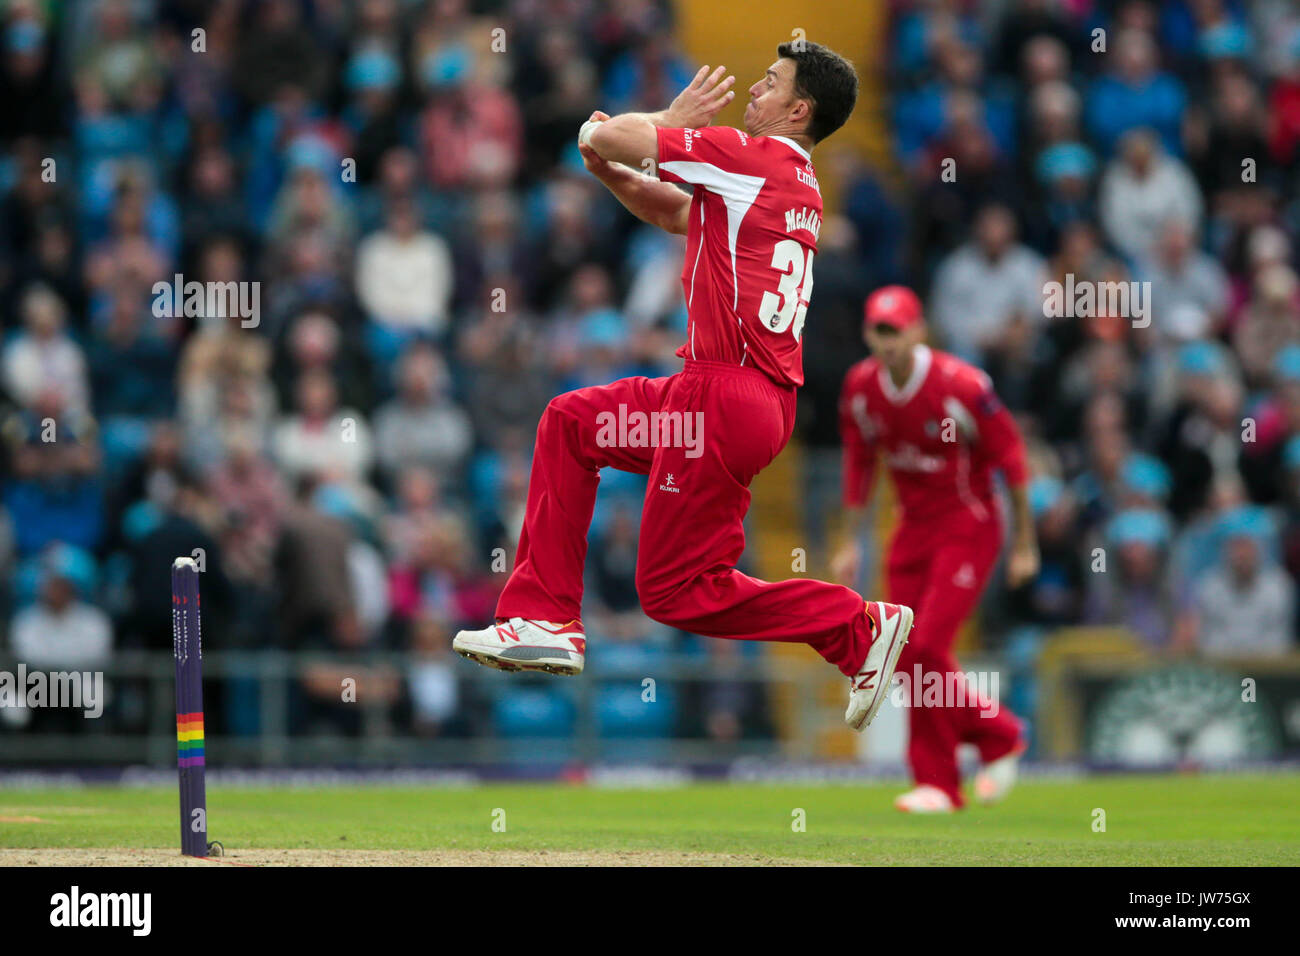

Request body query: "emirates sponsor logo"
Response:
[795, 164, 820, 194]
[885, 443, 945, 473]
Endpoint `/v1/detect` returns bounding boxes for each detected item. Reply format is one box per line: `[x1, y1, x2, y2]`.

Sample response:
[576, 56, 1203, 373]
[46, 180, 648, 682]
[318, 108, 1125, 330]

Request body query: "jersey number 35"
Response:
[758, 238, 815, 342]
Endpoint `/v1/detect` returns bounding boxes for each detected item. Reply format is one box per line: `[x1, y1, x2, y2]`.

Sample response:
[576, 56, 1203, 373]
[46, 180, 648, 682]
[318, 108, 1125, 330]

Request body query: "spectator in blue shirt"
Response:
[1086, 29, 1187, 156]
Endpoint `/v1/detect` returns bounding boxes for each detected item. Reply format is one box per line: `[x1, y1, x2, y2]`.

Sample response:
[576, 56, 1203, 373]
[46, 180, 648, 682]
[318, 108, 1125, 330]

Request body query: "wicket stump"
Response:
[171, 556, 208, 856]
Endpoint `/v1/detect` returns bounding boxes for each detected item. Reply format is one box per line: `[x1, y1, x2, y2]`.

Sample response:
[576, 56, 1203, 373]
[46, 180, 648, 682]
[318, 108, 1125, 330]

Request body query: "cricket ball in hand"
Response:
[579, 119, 603, 148]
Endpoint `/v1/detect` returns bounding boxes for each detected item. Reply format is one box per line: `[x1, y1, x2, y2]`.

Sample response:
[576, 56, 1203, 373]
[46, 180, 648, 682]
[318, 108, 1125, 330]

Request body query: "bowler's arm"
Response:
[589, 63, 735, 166]
[582, 65, 736, 236]
[580, 140, 690, 235]
[589, 113, 663, 168]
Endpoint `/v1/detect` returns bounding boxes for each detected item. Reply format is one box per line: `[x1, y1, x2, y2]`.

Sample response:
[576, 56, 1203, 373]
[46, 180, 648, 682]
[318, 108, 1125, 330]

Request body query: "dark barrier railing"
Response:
[0, 650, 832, 767]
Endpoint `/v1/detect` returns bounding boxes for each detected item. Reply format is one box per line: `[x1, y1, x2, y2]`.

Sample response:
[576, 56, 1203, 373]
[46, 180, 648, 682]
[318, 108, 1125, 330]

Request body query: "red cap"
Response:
[864, 285, 923, 330]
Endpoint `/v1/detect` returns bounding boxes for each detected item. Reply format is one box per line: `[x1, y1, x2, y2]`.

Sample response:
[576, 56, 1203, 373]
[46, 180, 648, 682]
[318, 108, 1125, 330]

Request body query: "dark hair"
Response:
[776, 41, 859, 143]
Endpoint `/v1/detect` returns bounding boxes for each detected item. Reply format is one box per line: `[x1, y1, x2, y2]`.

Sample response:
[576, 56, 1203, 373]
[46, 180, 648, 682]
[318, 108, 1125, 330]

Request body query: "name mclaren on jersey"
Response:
[784, 205, 822, 240]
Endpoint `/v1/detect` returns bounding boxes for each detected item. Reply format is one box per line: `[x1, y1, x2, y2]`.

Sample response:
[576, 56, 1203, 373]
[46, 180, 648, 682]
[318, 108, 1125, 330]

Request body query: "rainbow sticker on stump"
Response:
[176, 712, 205, 767]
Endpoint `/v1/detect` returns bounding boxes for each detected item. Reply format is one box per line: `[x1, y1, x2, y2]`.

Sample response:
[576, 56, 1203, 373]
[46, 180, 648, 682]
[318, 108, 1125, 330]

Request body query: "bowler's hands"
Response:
[665, 65, 736, 128]
[579, 111, 613, 177]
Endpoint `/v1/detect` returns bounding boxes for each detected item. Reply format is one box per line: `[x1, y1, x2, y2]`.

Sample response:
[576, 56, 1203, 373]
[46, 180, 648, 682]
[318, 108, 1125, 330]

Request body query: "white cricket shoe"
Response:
[453, 618, 586, 675]
[894, 785, 956, 814]
[844, 601, 914, 731]
[973, 744, 1026, 805]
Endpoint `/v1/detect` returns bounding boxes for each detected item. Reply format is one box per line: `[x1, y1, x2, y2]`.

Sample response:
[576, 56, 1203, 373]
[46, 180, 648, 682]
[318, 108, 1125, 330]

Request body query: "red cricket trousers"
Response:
[497, 360, 874, 676]
[887, 511, 1023, 806]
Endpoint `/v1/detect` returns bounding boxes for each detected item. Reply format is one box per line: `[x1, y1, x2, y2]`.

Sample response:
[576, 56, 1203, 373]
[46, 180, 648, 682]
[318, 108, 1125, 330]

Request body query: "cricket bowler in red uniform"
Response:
[834, 286, 1039, 810]
[454, 43, 913, 732]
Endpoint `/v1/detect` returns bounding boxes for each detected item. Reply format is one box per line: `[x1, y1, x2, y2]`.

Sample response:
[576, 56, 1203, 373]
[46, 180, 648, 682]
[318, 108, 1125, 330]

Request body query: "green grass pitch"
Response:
[2, 773, 1298, 865]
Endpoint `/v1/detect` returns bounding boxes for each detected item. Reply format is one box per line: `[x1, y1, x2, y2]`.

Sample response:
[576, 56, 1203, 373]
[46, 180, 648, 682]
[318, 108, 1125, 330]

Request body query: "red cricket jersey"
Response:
[655, 126, 822, 387]
[839, 345, 1028, 525]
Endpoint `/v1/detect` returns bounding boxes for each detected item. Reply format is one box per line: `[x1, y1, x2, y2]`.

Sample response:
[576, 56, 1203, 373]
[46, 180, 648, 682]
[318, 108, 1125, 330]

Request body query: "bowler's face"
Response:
[745, 58, 798, 134]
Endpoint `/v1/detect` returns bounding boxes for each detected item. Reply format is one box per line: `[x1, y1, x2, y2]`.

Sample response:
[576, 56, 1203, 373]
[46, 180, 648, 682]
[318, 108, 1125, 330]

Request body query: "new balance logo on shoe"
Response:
[454, 617, 587, 676]
[854, 670, 878, 691]
[845, 602, 914, 731]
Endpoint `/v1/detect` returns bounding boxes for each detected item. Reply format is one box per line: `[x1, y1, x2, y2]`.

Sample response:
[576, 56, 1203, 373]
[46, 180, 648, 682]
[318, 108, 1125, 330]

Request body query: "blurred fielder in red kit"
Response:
[834, 285, 1040, 812]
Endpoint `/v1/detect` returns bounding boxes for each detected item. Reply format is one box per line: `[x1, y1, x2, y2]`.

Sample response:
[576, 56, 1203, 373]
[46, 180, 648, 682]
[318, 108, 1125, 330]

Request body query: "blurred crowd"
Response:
[1, 0, 1297, 752]
[0, 0, 771, 745]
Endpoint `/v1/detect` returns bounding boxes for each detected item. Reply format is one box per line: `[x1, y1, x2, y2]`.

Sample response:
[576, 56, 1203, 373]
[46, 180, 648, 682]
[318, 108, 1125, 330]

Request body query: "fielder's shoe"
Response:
[844, 601, 914, 731]
[894, 785, 956, 814]
[973, 742, 1027, 805]
[453, 618, 586, 675]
